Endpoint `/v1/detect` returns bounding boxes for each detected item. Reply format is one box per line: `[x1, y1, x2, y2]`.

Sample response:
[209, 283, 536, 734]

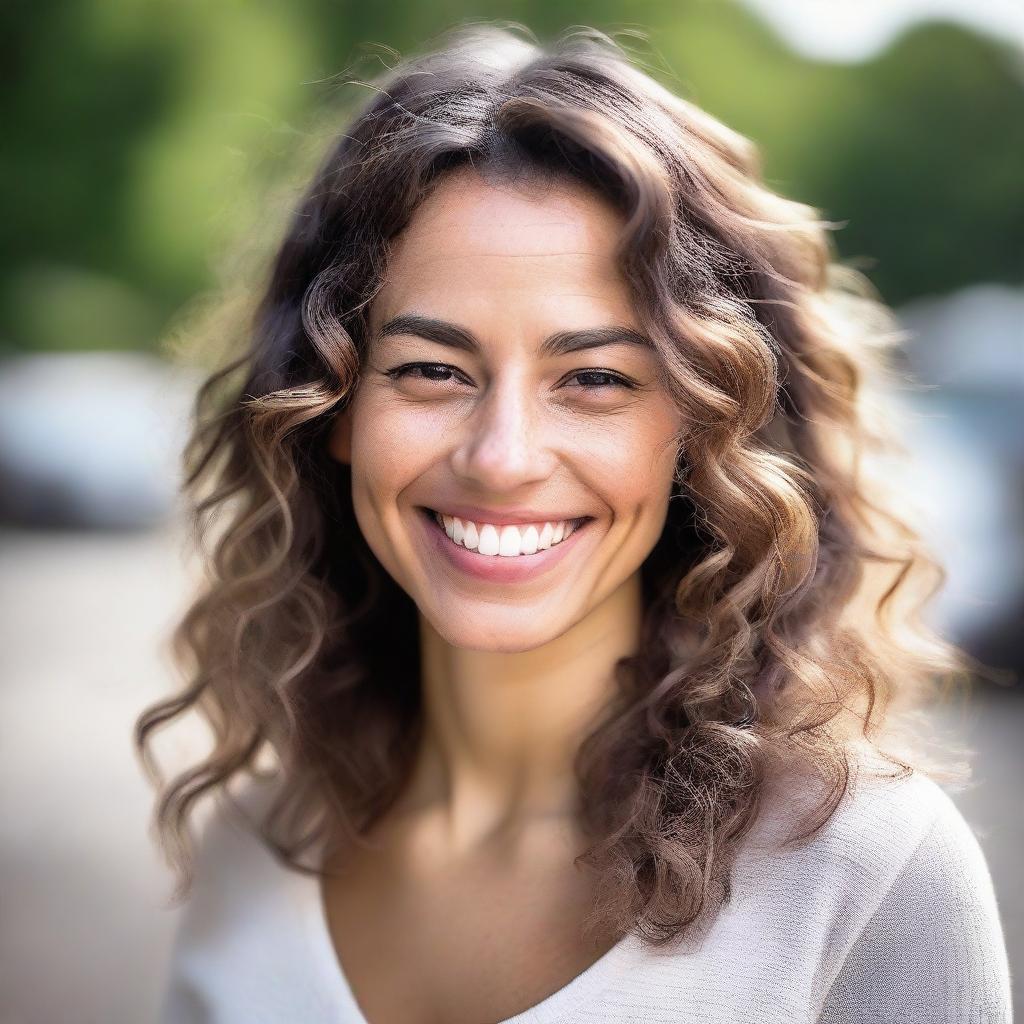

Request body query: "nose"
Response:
[448, 370, 559, 491]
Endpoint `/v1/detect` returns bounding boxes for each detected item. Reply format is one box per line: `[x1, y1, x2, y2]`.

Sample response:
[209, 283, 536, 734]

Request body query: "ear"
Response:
[326, 403, 352, 465]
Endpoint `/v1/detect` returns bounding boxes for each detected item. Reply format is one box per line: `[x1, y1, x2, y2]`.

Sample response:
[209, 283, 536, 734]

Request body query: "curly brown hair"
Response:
[135, 21, 978, 946]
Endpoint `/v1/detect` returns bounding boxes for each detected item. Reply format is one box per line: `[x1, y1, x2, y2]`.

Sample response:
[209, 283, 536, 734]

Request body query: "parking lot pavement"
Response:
[1, 523, 1019, 1022]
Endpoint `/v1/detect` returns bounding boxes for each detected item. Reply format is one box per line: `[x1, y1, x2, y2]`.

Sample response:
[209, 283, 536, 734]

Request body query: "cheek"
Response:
[604, 412, 682, 537]
[348, 401, 441, 505]
[350, 394, 416, 464]
[594, 416, 679, 492]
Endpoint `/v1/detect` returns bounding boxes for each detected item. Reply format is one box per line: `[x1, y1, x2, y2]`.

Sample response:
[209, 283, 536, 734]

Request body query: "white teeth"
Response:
[434, 511, 580, 557]
[479, 524, 500, 556]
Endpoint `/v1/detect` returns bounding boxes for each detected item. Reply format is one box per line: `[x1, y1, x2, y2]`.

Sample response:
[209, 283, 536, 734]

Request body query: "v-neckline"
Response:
[295, 845, 641, 1024]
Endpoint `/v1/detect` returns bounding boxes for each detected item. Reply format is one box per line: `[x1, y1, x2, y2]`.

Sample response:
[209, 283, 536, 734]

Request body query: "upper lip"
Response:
[422, 503, 593, 527]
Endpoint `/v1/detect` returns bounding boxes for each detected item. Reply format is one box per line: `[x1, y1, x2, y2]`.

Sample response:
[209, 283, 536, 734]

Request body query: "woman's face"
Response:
[329, 167, 684, 652]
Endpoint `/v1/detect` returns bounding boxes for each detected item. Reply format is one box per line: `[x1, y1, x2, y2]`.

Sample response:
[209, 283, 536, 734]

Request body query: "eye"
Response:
[566, 370, 636, 392]
[385, 363, 636, 392]
[385, 363, 464, 385]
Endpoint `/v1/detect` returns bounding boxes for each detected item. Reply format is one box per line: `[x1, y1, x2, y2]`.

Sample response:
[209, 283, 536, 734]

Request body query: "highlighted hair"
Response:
[136, 22, 980, 944]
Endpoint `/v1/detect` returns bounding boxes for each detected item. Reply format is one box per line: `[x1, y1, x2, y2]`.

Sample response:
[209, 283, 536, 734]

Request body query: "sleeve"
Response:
[816, 797, 1012, 1024]
[156, 789, 271, 1024]
[156, 804, 232, 1024]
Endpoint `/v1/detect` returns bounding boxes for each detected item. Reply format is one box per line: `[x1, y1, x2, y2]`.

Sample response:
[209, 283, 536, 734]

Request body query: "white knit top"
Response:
[157, 760, 1012, 1023]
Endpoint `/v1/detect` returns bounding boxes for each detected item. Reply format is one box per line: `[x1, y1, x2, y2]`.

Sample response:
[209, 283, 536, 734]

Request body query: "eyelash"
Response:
[384, 362, 637, 392]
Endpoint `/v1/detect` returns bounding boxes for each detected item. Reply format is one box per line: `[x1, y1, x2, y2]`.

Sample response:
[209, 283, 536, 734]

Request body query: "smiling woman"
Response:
[136, 20, 1010, 1024]
[324, 166, 686, 648]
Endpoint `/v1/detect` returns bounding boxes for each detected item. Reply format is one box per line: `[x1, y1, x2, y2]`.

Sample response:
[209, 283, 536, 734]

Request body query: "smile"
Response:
[427, 508, 587, 557]
[417, 506, 595, 583]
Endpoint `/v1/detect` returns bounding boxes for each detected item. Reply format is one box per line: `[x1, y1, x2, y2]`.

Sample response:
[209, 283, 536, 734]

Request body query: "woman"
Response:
[137, 22, 1011, 1024]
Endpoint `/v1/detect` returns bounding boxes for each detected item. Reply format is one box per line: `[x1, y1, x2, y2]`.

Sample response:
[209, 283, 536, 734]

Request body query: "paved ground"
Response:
[0, 523, 1019, 1023]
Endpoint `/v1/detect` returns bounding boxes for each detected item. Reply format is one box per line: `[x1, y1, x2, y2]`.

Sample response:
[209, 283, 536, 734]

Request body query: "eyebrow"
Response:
[375, 313, 654, 358]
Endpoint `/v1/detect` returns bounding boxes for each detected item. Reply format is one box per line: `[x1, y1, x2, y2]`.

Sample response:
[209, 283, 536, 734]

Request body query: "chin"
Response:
[426, 609, 571, 654]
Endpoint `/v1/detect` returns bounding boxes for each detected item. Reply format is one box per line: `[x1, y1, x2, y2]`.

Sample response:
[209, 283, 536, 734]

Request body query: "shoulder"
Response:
[820, 764, 1005, 936]
[187, 772, 285, 895]
[729, 758, 968, 933]
[824, 762, 968, 866]
[727, 756, 1010, 1020]
[158, 774, 303, 1016]
[811, 767, 1012, 1021]
[169, 771, 297, 946]
[158, 774, 342, 1022]
[745, 751, 978, 889]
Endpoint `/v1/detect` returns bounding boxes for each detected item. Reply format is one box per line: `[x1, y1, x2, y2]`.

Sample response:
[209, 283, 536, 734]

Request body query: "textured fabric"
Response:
[157, 761, 1012, 1023]
[816, 804, 1010, 1023]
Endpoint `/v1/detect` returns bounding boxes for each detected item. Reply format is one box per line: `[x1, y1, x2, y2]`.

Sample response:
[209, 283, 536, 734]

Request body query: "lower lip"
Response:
[417, 507, 595, 584]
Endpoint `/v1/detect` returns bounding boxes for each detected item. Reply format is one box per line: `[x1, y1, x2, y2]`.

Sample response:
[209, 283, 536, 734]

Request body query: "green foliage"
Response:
[2, 0, 1021, 352]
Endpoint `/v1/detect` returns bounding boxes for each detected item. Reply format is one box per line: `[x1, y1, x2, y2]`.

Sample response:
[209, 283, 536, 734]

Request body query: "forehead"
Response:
[371, 169, 635, 328]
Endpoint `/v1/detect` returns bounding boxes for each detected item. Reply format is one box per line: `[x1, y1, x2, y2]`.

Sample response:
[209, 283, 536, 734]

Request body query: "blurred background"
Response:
[1, 1, 1021, 1020]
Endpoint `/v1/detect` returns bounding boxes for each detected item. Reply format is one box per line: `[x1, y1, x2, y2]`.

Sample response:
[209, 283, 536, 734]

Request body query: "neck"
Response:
[397, 572, 643, 853]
